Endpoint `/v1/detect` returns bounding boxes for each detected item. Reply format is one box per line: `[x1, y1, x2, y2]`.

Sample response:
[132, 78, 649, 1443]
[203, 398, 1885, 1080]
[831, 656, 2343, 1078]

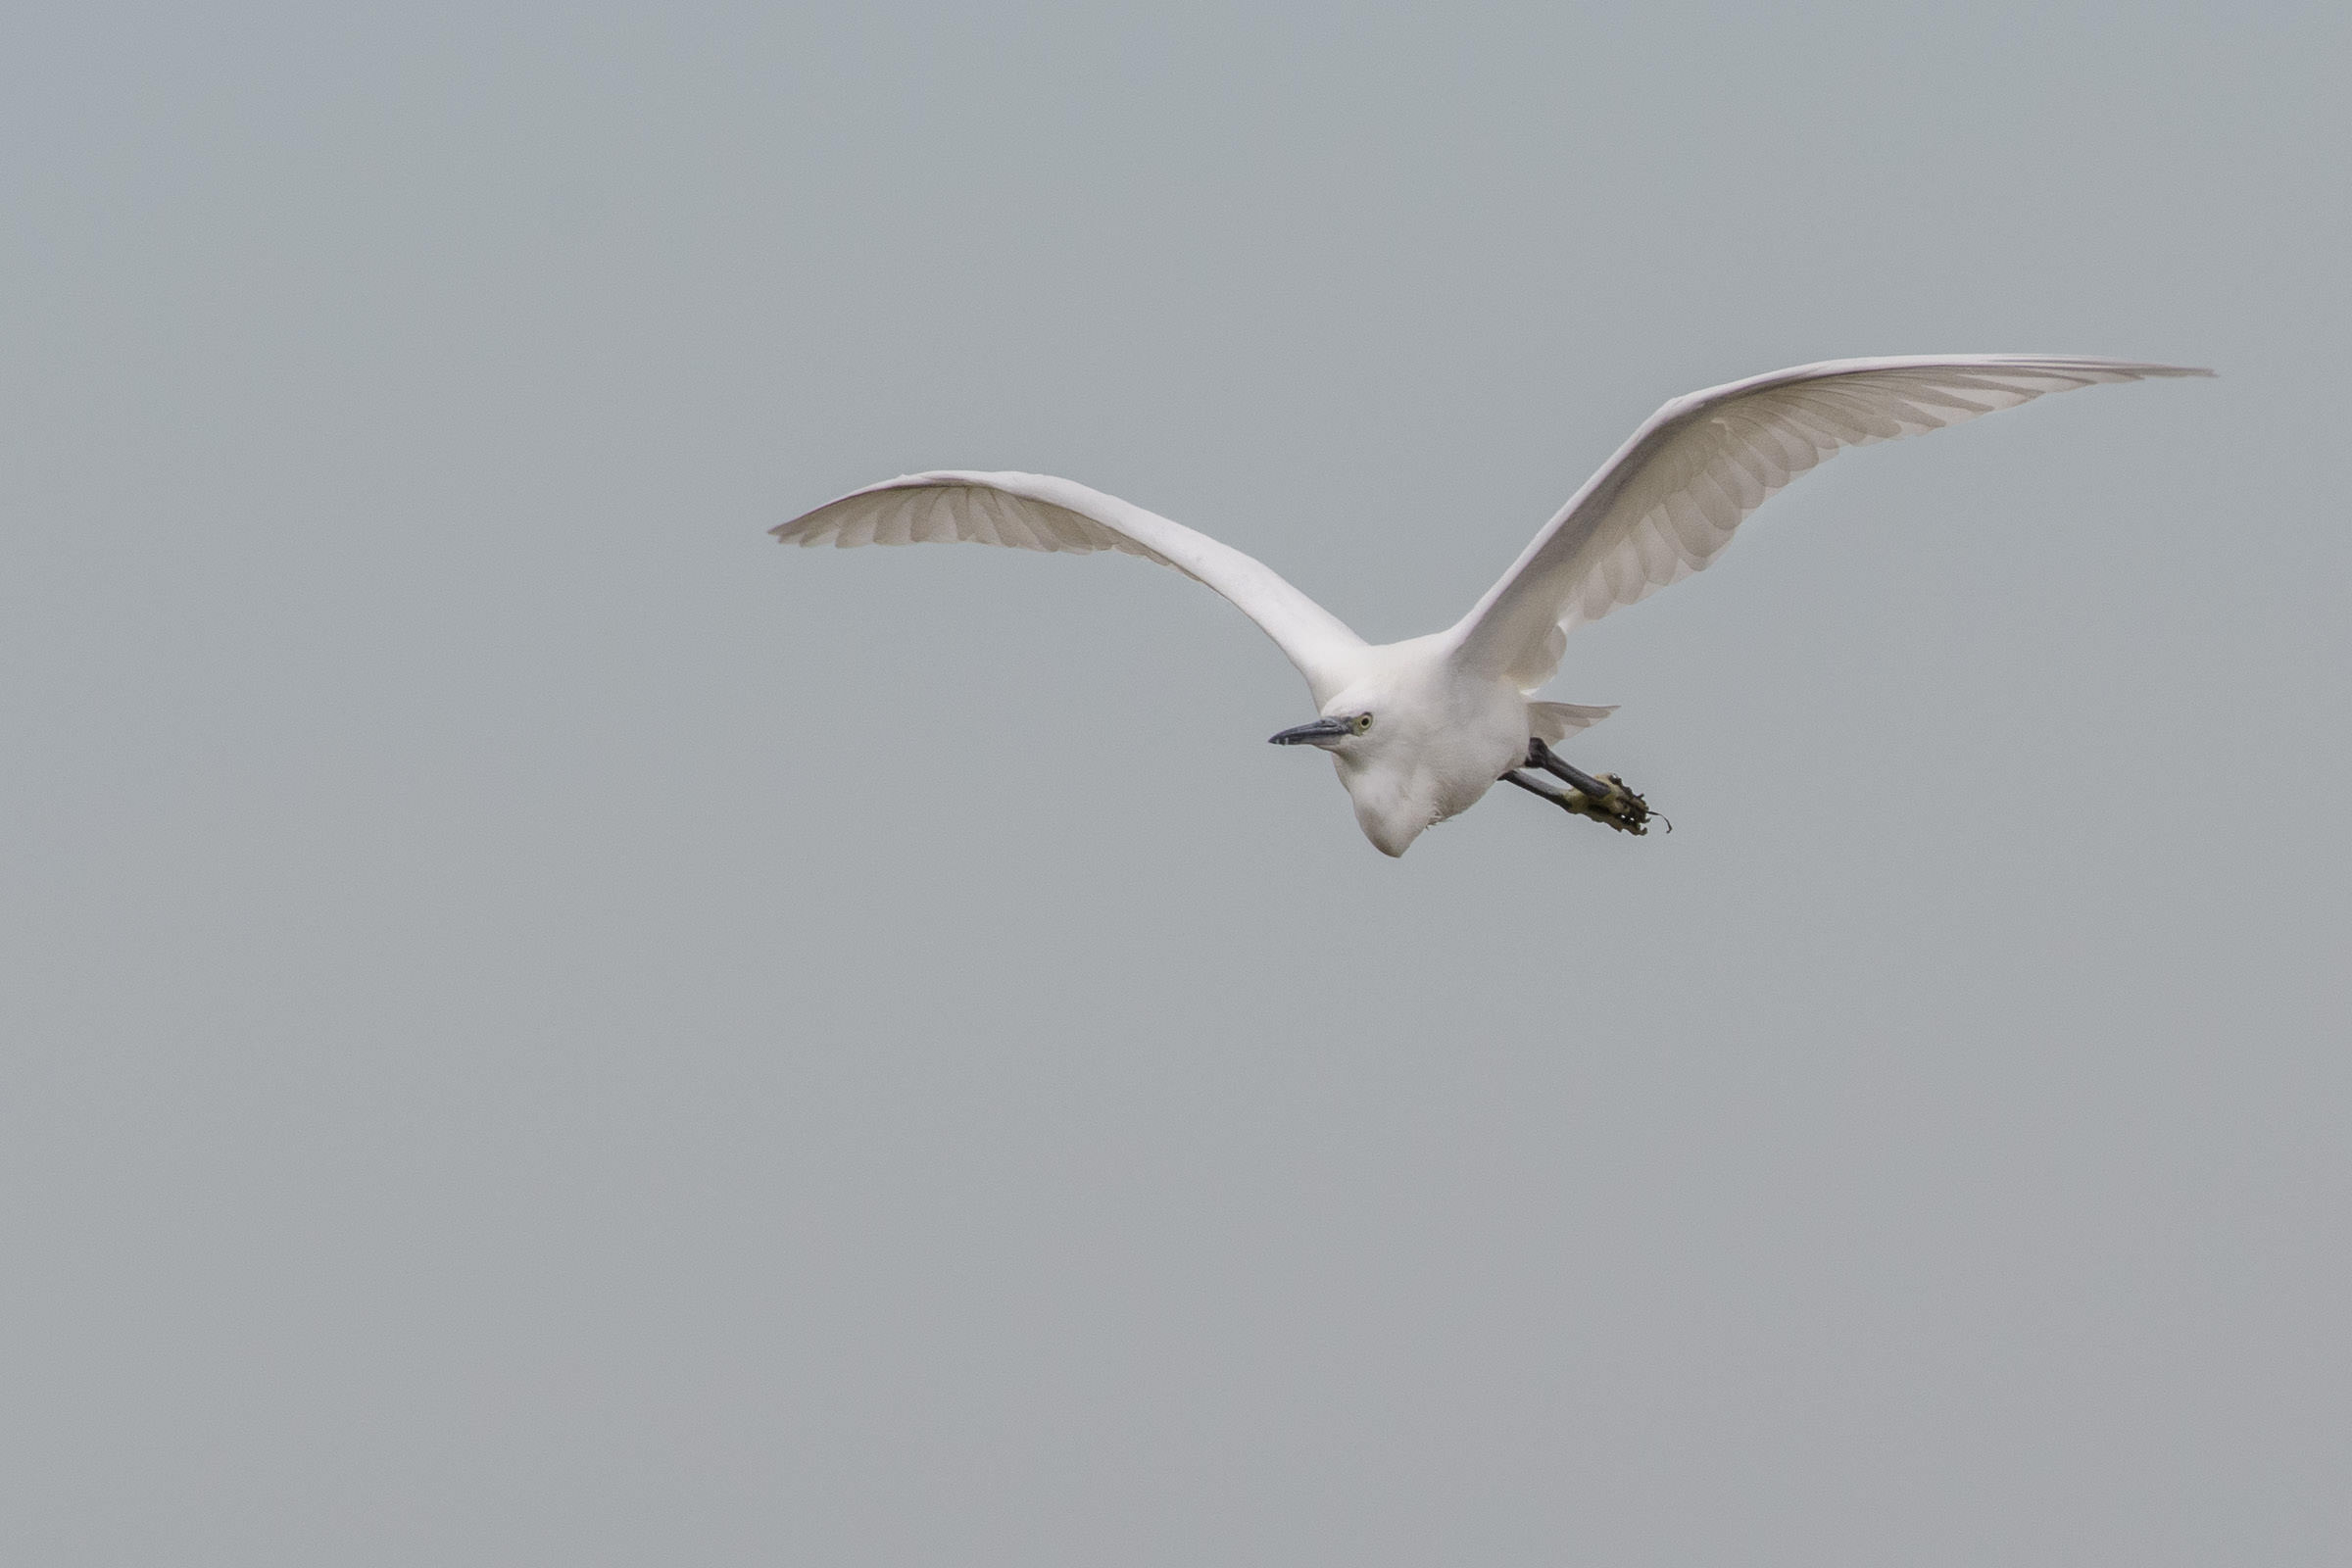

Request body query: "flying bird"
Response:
[775, 355, 2209, 856]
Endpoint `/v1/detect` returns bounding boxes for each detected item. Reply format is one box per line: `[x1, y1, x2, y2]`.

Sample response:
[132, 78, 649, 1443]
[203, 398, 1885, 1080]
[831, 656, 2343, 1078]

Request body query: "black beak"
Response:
[1268, 717, 1352, 746]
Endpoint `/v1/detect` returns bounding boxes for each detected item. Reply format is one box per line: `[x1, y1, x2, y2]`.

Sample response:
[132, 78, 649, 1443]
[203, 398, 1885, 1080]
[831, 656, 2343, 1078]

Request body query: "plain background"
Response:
[4, 1, 2347, 1562]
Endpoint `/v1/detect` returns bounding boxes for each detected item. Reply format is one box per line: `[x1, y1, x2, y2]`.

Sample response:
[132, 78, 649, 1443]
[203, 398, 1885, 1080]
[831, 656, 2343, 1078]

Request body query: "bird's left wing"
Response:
[773, 470, 1366, 695]
[1447, 356, 2212, 688]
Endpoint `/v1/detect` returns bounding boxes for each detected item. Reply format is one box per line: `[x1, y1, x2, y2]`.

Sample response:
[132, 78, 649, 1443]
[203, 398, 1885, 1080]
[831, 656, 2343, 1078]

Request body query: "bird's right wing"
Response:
[773, 470, 1366, 698]
[1447, 356, 2213, 688]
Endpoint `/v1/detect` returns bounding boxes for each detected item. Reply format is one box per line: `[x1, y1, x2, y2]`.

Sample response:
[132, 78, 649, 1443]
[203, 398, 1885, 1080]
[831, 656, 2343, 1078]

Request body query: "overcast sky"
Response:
[4, 1, 2347, 1563]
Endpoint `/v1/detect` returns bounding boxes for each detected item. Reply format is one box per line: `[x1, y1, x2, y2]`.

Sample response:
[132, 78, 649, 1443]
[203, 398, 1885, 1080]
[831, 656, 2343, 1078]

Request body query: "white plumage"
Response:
[777, 355, 2209, 856]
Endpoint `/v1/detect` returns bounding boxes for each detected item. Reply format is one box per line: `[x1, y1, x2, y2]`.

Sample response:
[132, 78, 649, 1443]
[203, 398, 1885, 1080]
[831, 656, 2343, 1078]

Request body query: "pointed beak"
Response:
[1267, 716, 1352, 747]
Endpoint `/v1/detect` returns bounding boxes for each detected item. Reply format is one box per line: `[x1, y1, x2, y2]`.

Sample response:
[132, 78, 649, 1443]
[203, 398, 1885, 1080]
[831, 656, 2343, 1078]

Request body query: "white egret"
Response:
[776, 355, 2209, 856]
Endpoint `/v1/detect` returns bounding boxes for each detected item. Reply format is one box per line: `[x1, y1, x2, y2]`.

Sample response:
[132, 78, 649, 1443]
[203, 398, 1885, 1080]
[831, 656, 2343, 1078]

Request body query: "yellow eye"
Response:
[1351, 713, 1374, 734]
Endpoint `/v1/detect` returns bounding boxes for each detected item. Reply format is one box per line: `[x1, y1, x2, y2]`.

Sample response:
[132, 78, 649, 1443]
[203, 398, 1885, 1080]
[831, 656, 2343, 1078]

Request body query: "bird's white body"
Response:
[1305, 635, 1533, 856]
[777, 356, 2209, 855]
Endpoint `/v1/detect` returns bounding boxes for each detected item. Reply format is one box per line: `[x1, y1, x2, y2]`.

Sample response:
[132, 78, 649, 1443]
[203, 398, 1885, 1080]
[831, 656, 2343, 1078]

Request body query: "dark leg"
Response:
[1525, 737, 1617, 800]
[1501, 768, 1574, 805]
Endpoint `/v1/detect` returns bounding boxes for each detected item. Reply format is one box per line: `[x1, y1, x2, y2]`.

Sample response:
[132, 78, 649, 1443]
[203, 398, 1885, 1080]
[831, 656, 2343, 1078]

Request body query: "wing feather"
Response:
[1449, 355, 2211, 688]
[774, 470, 1366, 696]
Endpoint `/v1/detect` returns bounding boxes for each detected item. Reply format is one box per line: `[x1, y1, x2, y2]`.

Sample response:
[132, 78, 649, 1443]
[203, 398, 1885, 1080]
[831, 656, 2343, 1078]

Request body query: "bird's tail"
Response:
[1528, 701, 1617, 745]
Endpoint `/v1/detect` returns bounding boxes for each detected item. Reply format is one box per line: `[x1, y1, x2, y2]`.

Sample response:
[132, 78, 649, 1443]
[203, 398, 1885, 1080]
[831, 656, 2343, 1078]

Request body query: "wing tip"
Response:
[2075, 360, 2216, 379]
[1974, 356, 2217, 381]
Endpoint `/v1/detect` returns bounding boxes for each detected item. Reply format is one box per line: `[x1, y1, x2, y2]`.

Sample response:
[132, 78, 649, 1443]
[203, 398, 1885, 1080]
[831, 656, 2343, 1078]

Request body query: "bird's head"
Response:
[1268, 696, 1440, 858]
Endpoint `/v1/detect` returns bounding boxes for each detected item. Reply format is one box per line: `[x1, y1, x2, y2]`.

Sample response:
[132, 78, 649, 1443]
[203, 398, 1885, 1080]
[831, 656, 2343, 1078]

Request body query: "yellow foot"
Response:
[1561, 775, 1653, 834]
[1511, 741, 1669, 835]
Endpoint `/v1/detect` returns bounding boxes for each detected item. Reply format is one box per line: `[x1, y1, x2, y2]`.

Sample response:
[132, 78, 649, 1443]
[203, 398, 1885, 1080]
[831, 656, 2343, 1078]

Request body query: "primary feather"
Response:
[774, 469, 1365, 699]
[1447, 356, 2213, 686]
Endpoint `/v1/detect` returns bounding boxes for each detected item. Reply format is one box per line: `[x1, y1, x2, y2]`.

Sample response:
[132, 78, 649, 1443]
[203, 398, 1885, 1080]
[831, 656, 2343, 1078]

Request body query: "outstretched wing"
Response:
[1448, 356, 2212, 688]
[773, 470, 1366, 697]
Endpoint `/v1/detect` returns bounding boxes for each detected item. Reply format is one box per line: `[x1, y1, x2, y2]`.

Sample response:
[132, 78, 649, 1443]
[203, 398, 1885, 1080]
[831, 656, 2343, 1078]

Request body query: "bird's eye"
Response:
[1351, 713, 1374, 734]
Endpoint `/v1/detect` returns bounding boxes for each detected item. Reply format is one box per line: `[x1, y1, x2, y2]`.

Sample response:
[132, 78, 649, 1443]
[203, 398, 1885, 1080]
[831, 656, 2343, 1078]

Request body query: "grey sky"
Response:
[4, 1, 2346, 1562]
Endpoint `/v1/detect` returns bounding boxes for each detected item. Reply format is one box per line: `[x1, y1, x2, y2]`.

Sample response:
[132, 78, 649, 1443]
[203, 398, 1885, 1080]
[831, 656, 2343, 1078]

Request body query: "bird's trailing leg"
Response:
[1509, 738, 1661, 835]
[1502, 768, 1654, 834]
